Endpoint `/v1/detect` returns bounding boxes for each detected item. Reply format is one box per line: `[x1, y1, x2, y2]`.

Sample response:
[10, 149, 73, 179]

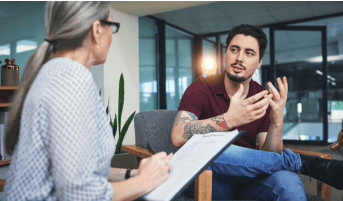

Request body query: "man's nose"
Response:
[236, 51, 243, 63]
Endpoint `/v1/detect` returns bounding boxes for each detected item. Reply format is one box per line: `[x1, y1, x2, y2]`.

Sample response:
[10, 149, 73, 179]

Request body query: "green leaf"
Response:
[120, 111, 136, 138]
[106, 99, 110, 116]
[115, 136, 125, 154]
[118, 73, 124, 134]
[115, 111, 135, 154]
[113, 113, 118, 139]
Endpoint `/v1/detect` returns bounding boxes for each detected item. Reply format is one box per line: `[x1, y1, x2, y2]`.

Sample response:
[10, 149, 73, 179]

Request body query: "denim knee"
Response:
[264, 170, 306, 201]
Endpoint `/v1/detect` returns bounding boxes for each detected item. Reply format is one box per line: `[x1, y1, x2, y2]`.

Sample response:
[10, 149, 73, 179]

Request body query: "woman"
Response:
[3, 2, 172, 200]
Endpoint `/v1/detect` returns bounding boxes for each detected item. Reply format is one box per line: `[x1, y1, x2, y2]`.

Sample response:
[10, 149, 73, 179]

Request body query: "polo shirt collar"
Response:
[214, 71, 254, 101]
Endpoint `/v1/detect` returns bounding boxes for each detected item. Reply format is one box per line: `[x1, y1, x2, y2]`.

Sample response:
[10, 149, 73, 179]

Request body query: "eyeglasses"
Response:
[99, 20, 120, 34]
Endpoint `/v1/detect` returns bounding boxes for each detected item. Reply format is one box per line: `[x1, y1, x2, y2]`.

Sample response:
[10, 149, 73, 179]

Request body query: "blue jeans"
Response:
[187, 145, 306, 201]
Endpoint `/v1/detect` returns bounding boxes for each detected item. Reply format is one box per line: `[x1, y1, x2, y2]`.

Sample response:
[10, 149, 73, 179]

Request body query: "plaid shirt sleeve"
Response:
[45, 71, 114, 200]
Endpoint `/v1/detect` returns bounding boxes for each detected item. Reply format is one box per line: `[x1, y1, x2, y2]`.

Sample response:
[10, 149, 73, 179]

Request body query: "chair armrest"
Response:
[122, 145, 153, 158]
[284, 147, 331, 159]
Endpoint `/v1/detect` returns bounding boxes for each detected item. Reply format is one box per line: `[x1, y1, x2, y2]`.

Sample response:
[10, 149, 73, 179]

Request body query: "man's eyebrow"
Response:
[230, 45, 256, 53]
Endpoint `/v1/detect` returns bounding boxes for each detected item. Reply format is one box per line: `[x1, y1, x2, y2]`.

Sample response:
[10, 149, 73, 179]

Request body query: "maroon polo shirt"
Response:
[178, 71, 271, 149]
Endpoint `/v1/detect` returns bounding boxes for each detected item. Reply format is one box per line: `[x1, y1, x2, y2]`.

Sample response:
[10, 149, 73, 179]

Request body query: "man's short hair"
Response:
[225, 24, 268, 61]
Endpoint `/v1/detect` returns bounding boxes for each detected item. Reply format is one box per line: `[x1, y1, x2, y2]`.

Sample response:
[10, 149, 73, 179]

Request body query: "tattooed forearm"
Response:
[172, 111, 198, 131]
[211, 114, 228, 128]
[185, 111, 198, 120]
[182, 121, 217, 139]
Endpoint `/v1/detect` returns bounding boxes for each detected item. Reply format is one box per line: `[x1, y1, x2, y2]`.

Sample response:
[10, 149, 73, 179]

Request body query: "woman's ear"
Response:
[91, 20, 102, 46]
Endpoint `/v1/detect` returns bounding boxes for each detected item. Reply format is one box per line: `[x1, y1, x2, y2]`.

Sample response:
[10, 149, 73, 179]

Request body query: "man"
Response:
[172, 24, 343, 200]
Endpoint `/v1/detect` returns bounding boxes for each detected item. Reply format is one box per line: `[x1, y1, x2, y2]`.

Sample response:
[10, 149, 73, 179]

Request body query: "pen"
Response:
[146, 143, 156, 154]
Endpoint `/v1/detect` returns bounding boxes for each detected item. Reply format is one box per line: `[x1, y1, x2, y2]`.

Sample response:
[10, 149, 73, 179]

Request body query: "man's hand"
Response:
[267, 77, 288, 125]
[225, 84, 273, 129]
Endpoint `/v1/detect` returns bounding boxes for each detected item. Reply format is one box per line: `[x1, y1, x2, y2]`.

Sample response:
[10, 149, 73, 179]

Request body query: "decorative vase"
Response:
[1, 59, 19, 86]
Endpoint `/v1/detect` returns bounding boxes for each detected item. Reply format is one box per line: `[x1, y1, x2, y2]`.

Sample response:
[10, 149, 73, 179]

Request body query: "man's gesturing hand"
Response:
[268, 77, 288, 125]
[224, 84, 273, 129]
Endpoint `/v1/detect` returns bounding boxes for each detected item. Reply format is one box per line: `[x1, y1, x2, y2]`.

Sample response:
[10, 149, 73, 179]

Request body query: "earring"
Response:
[97, 45, 99, 49]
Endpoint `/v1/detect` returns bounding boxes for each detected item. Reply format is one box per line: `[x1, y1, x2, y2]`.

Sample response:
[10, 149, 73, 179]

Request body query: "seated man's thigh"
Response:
[236, 170, 306, 201]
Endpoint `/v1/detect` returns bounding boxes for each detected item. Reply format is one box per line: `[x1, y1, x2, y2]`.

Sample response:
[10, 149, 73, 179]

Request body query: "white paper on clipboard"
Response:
[139, 129, 244, 201]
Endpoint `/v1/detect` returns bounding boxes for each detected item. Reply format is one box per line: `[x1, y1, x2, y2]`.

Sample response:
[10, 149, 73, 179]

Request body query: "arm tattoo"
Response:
[182, 121, 217, 139]
[185, 111, 198, 120]
[172, 111, 198, 132]
[211, 114, 228, 128]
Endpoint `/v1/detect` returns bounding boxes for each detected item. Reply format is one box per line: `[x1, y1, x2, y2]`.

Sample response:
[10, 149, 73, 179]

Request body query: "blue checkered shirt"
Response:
[4, 58, 116, 200]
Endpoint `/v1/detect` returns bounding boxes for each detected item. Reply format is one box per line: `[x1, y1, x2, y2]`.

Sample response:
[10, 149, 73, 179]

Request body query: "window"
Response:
[166, 26, 193, 109]
[289, 16, 343, 143]
[139, 17, 158, 112]
[0, 2, 46, 83]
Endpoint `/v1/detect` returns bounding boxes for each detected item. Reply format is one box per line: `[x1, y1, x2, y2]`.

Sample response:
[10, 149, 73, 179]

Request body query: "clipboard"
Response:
[137, 129, 245, 201]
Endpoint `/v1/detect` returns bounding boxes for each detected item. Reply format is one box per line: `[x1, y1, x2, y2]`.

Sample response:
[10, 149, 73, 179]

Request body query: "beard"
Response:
[226, 70, 254, 83]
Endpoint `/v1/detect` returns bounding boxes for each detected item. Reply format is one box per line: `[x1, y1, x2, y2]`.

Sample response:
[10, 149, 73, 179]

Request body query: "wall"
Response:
[89, 64, 104, 100]
[104, 8, 139, 146]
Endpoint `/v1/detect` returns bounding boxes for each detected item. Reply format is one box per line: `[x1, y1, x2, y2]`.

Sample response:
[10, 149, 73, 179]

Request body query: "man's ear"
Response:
[91, 20, 102, 46]
[257, 57, 262, 69]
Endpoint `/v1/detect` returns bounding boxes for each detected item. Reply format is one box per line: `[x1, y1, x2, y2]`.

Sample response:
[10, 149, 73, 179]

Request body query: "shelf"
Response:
[0, 86, 17, 108]
[0, 87, 17, 166]
[0, 159, 11, 167]
[0, 87, 17, 90]
[0, 103, 10, 108]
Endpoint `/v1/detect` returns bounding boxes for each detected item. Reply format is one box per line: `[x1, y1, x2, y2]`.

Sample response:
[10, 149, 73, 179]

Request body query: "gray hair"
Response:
[5, 1, 112, 155]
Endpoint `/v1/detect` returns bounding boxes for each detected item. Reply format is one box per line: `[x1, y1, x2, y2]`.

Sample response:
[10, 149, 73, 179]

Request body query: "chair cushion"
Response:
[134, 109, 179, 154]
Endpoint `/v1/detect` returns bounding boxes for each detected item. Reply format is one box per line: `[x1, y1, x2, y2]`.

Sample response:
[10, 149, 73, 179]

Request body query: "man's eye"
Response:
[247, 52, 253, 56]
[231, 49, 237, 52]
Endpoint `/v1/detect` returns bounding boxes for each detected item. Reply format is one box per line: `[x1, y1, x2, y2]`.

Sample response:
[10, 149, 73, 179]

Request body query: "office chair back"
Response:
[134, 109, 179, 154]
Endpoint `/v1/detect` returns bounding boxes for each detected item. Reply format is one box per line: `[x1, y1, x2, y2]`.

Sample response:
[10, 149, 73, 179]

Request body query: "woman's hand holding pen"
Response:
[136, 152, 173, 193]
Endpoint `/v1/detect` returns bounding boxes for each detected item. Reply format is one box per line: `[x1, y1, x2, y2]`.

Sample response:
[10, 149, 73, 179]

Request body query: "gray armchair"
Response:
[122, 109, 329, 201]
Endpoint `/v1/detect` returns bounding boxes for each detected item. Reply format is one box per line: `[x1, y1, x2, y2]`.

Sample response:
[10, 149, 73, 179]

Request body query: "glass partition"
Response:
[290, 16, 343, 143]
[273, 28, 326, 143]
[139, 17, 158, 111]
[165, 26, 193, 109]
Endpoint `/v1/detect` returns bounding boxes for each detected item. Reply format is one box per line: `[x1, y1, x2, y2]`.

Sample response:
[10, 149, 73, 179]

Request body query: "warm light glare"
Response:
[202, 58, 217, 74]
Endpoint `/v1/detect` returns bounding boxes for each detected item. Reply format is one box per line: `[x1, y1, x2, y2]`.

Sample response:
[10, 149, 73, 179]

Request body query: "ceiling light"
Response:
[308, 54, 343, 63]
[297, 103, 302, 114]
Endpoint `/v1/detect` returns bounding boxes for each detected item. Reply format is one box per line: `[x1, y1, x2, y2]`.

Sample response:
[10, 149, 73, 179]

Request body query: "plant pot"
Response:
[110, 153, 138, 169]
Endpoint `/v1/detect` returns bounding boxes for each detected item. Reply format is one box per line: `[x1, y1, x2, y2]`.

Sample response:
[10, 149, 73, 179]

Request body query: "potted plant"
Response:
[100, 73, 137, 168]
